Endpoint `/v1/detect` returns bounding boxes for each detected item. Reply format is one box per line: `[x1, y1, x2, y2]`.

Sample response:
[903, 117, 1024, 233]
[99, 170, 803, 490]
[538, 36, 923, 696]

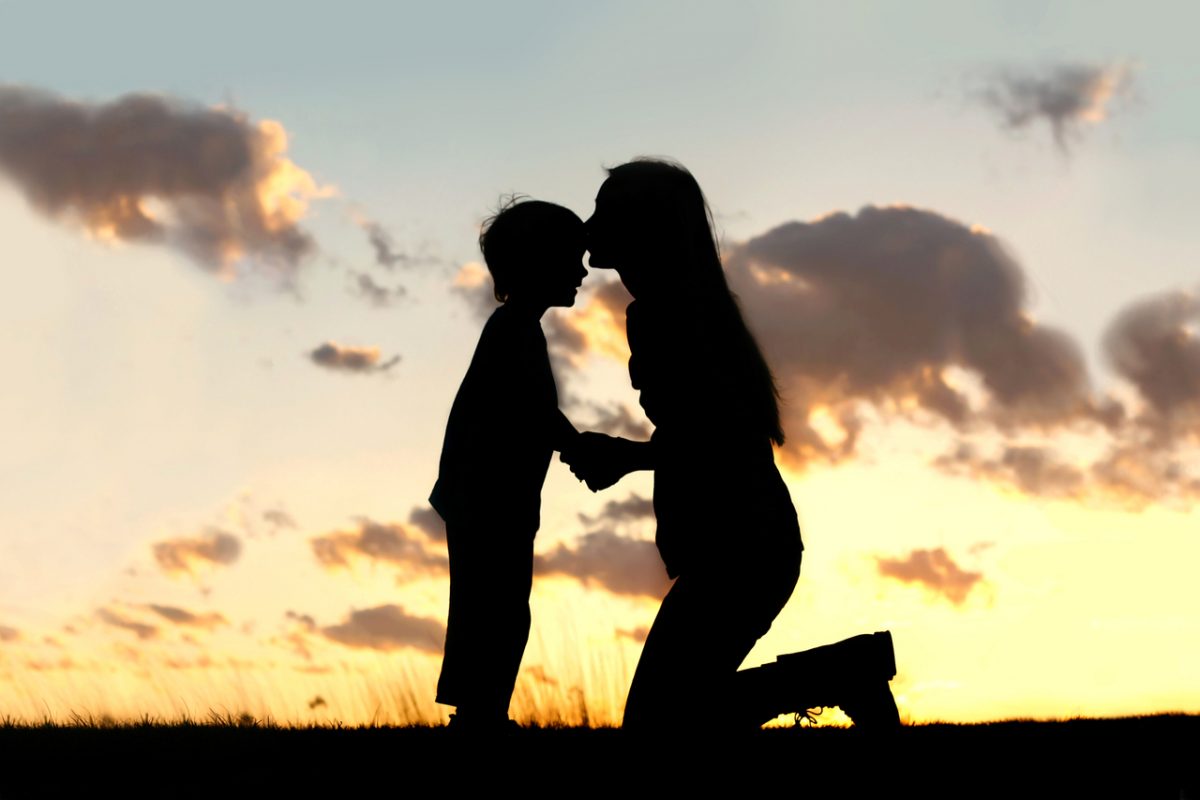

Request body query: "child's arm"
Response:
[550, 409, 579, 453]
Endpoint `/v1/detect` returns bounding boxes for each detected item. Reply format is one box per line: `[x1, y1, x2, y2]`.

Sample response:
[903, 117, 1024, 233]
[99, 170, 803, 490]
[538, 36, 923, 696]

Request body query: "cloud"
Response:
[0, 86, 332, 275]
[311, 518, 448, 578]
[319, 604, 445, 654]
[352, 272, 407, 307]
[725, 206, 1105, 465]
[1103, 289, 1200, 436]
[930, 288, 1200, 509]
[935, 443, 1087, 499]
[0, 625, 20, 642]
[578, 493, 654, 527]
[263, 508, 298, 534]
[407, 506, 447, 542]
[358, 219, 409, 269]
[534, 530, 670, 599]
[309, 341, 400, 372]
[876, 548, 983, 605]
[144, 604, 228, 630]
[152, 528, 241, 577]
[96, 607, 159, 640]
[978, 61, 1134, 152]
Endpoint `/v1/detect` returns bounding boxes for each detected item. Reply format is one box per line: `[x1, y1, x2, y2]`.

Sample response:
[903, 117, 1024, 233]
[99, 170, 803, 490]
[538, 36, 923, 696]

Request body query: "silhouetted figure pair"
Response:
[429, 162, 900, 734]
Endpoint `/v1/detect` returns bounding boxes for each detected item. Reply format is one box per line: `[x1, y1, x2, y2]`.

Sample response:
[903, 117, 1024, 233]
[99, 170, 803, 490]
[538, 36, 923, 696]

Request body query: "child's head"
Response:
[479, 198, 587, 307]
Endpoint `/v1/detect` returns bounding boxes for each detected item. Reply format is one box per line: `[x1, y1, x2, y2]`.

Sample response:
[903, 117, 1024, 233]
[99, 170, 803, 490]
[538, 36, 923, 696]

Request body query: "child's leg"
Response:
[436, 523, 534, 721]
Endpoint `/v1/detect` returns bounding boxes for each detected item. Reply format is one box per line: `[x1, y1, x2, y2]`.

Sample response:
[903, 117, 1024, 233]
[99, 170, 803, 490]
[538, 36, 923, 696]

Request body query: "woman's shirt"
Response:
[625, 300, 802, 578]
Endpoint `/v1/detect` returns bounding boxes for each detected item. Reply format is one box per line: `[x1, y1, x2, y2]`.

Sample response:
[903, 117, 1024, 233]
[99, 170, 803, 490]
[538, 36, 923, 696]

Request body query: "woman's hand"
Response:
[561, 432, 649, 492]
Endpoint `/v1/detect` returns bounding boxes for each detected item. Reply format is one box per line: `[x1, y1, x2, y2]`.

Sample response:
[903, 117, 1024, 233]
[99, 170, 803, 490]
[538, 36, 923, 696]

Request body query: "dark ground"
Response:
[1, 715, 1197, 798]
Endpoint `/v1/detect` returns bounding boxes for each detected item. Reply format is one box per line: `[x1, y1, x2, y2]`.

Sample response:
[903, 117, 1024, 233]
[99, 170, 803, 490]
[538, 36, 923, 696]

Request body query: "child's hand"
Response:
[561, 432, 629, 492]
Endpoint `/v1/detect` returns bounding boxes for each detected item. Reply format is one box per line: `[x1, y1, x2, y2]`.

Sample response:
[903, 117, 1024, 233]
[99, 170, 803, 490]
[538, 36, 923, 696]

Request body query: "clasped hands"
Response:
[560, 432, 635, 492]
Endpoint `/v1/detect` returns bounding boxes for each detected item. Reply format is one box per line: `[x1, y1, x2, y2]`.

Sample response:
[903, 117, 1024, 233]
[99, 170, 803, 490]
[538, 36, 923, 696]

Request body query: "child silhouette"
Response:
[430, 199, 586, 730]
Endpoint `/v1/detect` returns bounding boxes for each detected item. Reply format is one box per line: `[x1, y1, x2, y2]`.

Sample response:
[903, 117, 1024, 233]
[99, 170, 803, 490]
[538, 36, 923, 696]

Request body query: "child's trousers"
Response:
[435, 522, 535, 717]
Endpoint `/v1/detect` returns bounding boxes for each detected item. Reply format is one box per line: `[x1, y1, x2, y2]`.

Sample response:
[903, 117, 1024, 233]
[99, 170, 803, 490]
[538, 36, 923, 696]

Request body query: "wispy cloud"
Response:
[977, 61, 1134, 152]
[876, 548, 984, 605]
[309, 341, 400, 372]
[144, 604, 228, 630]
[152, 528, 241, 577]
[96, 607, 159, 640]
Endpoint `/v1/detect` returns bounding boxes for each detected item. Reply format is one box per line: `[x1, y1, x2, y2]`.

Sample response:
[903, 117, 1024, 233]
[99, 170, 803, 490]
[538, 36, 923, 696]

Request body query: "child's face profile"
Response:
[539, 235, 588, 308]
[521, 229, 586, 309]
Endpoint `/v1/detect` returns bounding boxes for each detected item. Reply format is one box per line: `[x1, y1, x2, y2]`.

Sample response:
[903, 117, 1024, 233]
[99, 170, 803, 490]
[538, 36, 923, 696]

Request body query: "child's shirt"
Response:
[430, 303, 574, 534]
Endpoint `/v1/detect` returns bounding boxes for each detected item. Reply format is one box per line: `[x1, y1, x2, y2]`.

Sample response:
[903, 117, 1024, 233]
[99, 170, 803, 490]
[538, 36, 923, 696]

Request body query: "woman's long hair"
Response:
[605, 158, 785, 446]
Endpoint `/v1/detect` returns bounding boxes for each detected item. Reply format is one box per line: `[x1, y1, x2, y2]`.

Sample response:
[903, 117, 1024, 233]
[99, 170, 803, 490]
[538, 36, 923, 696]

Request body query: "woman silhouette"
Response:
[566, 158, 801, 730]
[565, 158, 900, 732]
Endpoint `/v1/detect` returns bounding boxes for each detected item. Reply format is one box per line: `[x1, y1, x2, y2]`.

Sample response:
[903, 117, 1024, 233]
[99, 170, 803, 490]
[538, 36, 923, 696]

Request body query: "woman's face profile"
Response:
[586, 177, 650, 299]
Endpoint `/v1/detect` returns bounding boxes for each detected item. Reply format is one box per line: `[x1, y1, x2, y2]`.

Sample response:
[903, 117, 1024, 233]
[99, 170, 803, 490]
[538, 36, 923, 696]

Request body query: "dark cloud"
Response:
[935, 444, 1087, 499]
[723, 206, 1102, 465]
[978, 61, 1134, 152]
[152, 528, 241, 576]
[578, 493, 655, 527]
[144, 604, 228, 630]
[935, 288, 1200, 506]
[319, 604, 445, 654]
[407, 506, 447, 542]
[0, 625, 20, 642]
[616, 626, 649, 644]
[534, 530, 670, 599]
[0, 86, 330, 273]
[96, 608, 159, 640]
[309, 341, 400, 372]
[311, 518, 448, 578]
[1103, 290, 1200, 435]
[876, 548, 983, 605]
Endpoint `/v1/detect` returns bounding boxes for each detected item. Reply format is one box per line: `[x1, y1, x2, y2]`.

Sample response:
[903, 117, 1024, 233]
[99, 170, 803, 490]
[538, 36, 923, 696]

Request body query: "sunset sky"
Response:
[1, 1, 1197, 727]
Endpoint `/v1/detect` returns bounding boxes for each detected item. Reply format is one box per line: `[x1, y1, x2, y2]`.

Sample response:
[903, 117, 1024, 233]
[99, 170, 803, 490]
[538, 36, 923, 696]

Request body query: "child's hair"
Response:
[479, 197, 584, 302]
